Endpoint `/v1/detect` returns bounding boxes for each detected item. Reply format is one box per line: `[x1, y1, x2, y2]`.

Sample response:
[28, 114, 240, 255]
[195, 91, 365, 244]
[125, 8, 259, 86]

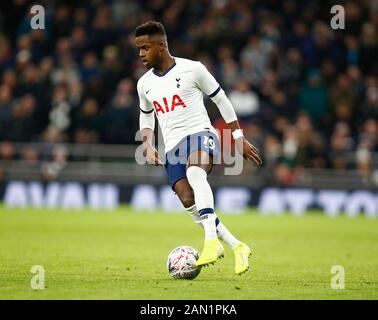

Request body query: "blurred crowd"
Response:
[0, 0, 377, 185]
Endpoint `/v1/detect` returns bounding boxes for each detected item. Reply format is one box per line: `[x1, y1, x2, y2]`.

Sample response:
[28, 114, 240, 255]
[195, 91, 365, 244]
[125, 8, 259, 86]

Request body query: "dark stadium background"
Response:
[0, 0, 377, 216]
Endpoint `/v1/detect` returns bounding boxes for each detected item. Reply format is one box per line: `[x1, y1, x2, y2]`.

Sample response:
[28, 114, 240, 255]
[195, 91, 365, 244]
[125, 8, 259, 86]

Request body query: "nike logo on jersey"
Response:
[145, 89, 151, 94]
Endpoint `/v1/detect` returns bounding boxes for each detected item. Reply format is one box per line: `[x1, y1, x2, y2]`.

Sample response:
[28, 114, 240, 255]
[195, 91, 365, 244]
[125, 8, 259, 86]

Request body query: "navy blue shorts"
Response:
[164, 130, 221, 190]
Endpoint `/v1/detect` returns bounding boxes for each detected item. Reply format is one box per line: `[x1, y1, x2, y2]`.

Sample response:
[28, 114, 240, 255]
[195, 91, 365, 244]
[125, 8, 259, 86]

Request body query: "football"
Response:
[167, 246, 201, 280]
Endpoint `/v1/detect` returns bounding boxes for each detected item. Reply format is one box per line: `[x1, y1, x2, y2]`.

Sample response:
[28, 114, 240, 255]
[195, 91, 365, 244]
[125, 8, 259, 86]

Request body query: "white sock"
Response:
[216, 222, 240, 249]
[184, 204, 202, 225]
[186, 166, 217, 240]
[185, 204, 240, 248]
[199, 210, 217, 240]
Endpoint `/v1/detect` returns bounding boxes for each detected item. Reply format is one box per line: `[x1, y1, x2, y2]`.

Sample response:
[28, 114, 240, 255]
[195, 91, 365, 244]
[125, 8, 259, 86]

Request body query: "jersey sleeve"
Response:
[137, 80, 154, 114]
[137, 79, 155, 131]
[194, 62, 221, 98]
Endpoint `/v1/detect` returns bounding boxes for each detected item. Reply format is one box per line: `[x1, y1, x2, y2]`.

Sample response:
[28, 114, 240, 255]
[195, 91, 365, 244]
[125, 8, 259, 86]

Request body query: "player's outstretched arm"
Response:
[226, 120, 262, 166]
[140, 128, 164, 167]
[210, 88, 262, 166]
[194, 61, 262, 165]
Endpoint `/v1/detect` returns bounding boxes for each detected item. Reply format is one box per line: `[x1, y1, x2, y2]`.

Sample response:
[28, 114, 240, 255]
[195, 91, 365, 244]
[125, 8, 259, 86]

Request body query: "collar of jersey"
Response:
[152, 60, 176, 77]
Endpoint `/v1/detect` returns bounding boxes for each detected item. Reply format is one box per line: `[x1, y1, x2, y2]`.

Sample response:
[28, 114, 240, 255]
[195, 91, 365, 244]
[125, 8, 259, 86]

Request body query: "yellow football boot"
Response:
[196, 239, 224, 267]
[233, 242, 252, 275]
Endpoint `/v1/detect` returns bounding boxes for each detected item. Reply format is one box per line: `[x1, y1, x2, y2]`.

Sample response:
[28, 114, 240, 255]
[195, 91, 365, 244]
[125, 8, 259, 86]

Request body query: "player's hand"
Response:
[235, 137, 262, 166]
[143, 144, 164, 166]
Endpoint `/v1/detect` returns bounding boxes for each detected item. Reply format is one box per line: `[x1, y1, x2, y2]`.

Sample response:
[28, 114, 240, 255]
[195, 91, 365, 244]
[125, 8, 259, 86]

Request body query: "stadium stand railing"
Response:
[1, 142, 377, 189]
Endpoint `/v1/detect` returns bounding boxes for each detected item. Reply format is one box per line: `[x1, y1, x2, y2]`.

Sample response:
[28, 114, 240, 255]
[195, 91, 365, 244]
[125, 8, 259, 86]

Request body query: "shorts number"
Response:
[203, 136, 215, 150]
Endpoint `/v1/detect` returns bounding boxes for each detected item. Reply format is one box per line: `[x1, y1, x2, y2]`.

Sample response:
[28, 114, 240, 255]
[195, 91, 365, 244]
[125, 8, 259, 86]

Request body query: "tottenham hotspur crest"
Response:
[176, 77, 181, 88]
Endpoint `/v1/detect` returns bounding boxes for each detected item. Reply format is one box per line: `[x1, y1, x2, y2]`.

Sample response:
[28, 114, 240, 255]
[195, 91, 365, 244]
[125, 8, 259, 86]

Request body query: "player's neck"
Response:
[155, 55, 175, 74]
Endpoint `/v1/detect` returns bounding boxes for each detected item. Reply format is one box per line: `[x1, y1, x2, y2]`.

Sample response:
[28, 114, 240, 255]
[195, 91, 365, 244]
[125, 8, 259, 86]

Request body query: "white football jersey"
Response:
[137, 57, 220, 152]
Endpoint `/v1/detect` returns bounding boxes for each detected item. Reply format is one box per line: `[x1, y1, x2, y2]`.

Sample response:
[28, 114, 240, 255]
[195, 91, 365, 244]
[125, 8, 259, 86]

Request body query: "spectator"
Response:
[278, 47, 304, 86]
[228, 79, 259, 122]
[48, 84, 72, 139]
[7, 94, 37, 141]
[103, 78, 136, 144]
[240, 34, 274, 87]
[41, 145, 68, 181]
[329, 122, 354, 170]
[329, 74, 357, 122]
[0, 141, 15, 160]
[21, 146, 39, 168]
[0, 85, 13, 138]
[299, 69, 328, 123]
[73, 98, 104, 144]
[362, 83, 378, 119]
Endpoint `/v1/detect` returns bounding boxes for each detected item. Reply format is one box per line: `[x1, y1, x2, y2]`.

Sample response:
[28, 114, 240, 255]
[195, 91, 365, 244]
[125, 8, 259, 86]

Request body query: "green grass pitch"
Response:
[0, 206, 377, 300]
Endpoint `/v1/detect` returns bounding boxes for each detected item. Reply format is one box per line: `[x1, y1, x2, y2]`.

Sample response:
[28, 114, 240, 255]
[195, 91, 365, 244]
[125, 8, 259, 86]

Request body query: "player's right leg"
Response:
[165, 137, 223, 266]
[185, 151, 224, 267]
[170, 175, 223, 266]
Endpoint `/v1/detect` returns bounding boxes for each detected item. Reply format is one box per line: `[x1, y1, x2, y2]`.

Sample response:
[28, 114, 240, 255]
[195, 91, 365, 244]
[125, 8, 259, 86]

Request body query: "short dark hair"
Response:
[135, 21, 166, 37]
